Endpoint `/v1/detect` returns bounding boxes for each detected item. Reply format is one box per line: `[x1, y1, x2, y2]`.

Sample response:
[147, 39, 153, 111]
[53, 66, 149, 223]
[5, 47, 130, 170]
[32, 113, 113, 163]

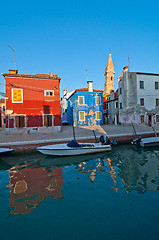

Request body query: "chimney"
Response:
[63, 89, 68, 96]
[123, 66, 129, 72]
[87, 81, 93, 92]
[9, 69, 18, 74]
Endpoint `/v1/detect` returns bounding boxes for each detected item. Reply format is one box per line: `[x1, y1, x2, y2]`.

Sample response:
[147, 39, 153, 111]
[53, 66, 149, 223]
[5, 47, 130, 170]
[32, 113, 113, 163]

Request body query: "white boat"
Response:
[37, 140, 111, 156]
[0, 148, 13, 158]
[131, 122, 159, 148]
[132, 136, 159, 148]
[37, 124, 116, 156]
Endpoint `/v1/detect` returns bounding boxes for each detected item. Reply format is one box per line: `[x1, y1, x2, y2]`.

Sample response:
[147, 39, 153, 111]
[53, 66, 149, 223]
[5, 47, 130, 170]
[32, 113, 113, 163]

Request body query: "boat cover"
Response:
[67, 140, 81, 148]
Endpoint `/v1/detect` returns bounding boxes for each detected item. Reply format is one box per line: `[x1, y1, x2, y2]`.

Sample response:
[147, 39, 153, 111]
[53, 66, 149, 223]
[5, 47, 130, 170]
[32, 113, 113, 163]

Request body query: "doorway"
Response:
[15, 116, 25, 128]
[148, 115, 152, 126]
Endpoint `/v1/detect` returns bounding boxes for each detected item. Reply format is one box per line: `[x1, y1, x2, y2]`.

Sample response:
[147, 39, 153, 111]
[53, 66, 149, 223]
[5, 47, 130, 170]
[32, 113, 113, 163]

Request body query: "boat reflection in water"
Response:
[2, 146, 159, 216]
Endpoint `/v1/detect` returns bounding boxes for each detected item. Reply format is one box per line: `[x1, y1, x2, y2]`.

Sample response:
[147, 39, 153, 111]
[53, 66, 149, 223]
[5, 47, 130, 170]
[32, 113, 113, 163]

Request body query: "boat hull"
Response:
[139, 137, 159, 147]
[0, 148, 13, 158]
[132, 137, 159, 147]
[37, 143, 111, 156]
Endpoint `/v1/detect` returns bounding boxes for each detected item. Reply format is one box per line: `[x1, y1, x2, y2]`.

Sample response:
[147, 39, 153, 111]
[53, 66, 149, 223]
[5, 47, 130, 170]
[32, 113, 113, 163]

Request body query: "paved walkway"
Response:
[0, 124, 159, 151]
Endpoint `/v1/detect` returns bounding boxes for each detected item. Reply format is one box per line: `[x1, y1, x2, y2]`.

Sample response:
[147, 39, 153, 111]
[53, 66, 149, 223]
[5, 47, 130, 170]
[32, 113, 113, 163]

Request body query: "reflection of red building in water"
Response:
[8, 166, 64, 215]
[3, 69, 61, 133]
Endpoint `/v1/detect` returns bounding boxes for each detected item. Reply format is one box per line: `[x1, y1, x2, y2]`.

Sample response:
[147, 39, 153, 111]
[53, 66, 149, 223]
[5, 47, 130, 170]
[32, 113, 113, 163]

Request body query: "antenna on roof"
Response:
[8, 45, 16, 69]
[128, 56, 130, 71]
[86, 68, 88, 81]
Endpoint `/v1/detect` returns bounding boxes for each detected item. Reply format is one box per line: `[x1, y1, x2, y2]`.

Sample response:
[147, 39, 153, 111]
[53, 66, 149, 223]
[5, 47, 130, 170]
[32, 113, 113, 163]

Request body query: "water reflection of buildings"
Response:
[118, 151, 159, 194]
[7, 149, 159, 215]
[107, 158, 118, 192]
[77, 157, 119, 192]
[78, 158, 105, 183]
[7, 165, 64, 215]
[77, 150, 159, 194]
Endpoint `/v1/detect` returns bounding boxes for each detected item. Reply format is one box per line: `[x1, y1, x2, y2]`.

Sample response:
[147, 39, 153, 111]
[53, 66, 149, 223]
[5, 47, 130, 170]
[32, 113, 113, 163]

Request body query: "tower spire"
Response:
[104, 54, 115, 95]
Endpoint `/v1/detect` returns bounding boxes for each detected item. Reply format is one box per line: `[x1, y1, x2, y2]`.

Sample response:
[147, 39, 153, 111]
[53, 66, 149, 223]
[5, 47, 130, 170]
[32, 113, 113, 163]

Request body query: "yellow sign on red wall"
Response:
[12, 89, 23, 103]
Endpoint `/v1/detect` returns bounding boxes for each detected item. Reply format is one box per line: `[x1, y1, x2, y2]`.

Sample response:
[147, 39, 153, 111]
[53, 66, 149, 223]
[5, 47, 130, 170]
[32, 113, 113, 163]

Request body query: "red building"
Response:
[3, 69, 61, 133]
[103, 90, 118, 125]
[103, 94, 110, 124]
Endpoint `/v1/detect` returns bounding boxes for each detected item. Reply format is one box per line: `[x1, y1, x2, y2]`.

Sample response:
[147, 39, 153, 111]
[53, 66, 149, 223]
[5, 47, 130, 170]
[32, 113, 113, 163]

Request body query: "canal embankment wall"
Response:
[0, 125, 159, 151]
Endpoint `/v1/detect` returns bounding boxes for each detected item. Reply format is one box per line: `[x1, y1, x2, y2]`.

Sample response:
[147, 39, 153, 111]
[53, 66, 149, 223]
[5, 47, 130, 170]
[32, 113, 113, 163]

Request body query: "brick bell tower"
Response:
[104, 54, 115, 95]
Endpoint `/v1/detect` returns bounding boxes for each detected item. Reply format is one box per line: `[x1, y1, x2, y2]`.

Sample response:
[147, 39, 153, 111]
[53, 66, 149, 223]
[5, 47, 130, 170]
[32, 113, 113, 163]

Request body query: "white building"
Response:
[118, 67, 159, 126]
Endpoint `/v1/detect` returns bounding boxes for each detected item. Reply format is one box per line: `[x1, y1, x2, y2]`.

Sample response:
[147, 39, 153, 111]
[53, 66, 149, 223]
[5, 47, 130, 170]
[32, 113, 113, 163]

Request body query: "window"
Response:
[44, 115, 53, 127]
[96, 111, 102, 120]
[115, 101, 118, 109]
[78, 96, 84, 105]
[120, 103, 122, 109]
[105, 104, 108, 110]
[3, 118, 6, 124]
[119, 88, 122, 94]
[140, 81, 144, 89]
[2, 105, 5, 112]
[140, 115, 144, 123]
[140, 98, 144, 106]
[155, 82, 159, 89]
[12, 89, 23, 103]
[15, 116, 25, 128]
[79, 111, 85, 121]
[44, 90, 54, 96]
[96, 96, 101, 105]
[156, 115, 159, 122]
[156, 99, 159, 106]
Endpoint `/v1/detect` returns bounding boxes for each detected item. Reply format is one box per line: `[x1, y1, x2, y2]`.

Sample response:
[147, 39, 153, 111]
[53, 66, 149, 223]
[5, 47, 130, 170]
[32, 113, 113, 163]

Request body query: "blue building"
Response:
[67, 81, 103, 126]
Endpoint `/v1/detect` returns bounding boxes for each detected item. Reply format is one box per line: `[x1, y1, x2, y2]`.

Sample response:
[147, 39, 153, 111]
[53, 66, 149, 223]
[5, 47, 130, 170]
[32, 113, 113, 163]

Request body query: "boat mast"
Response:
[93, 130, 98, 143]
[73, 125, 76, 141]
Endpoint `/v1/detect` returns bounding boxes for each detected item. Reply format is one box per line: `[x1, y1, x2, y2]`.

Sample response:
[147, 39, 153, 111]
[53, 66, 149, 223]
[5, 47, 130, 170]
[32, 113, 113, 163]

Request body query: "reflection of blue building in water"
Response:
[67, 81, 103, 126]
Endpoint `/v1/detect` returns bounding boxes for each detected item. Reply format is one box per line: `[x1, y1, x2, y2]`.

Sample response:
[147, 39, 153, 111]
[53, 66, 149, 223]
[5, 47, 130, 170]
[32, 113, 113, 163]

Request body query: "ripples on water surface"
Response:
[0, 145, 159, 240]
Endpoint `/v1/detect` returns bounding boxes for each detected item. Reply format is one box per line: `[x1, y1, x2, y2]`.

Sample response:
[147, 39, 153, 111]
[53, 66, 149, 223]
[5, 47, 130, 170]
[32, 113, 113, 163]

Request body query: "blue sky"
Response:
[0, 0, 159, 96]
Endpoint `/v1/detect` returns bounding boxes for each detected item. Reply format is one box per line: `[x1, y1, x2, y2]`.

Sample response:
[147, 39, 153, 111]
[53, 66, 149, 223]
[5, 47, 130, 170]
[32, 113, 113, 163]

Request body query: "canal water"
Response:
[0, 145, 159, 240]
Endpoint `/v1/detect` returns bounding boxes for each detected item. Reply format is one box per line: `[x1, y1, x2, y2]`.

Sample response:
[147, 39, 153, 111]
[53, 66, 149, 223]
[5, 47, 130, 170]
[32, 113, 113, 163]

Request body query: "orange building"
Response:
[3, 69, 61, 133]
